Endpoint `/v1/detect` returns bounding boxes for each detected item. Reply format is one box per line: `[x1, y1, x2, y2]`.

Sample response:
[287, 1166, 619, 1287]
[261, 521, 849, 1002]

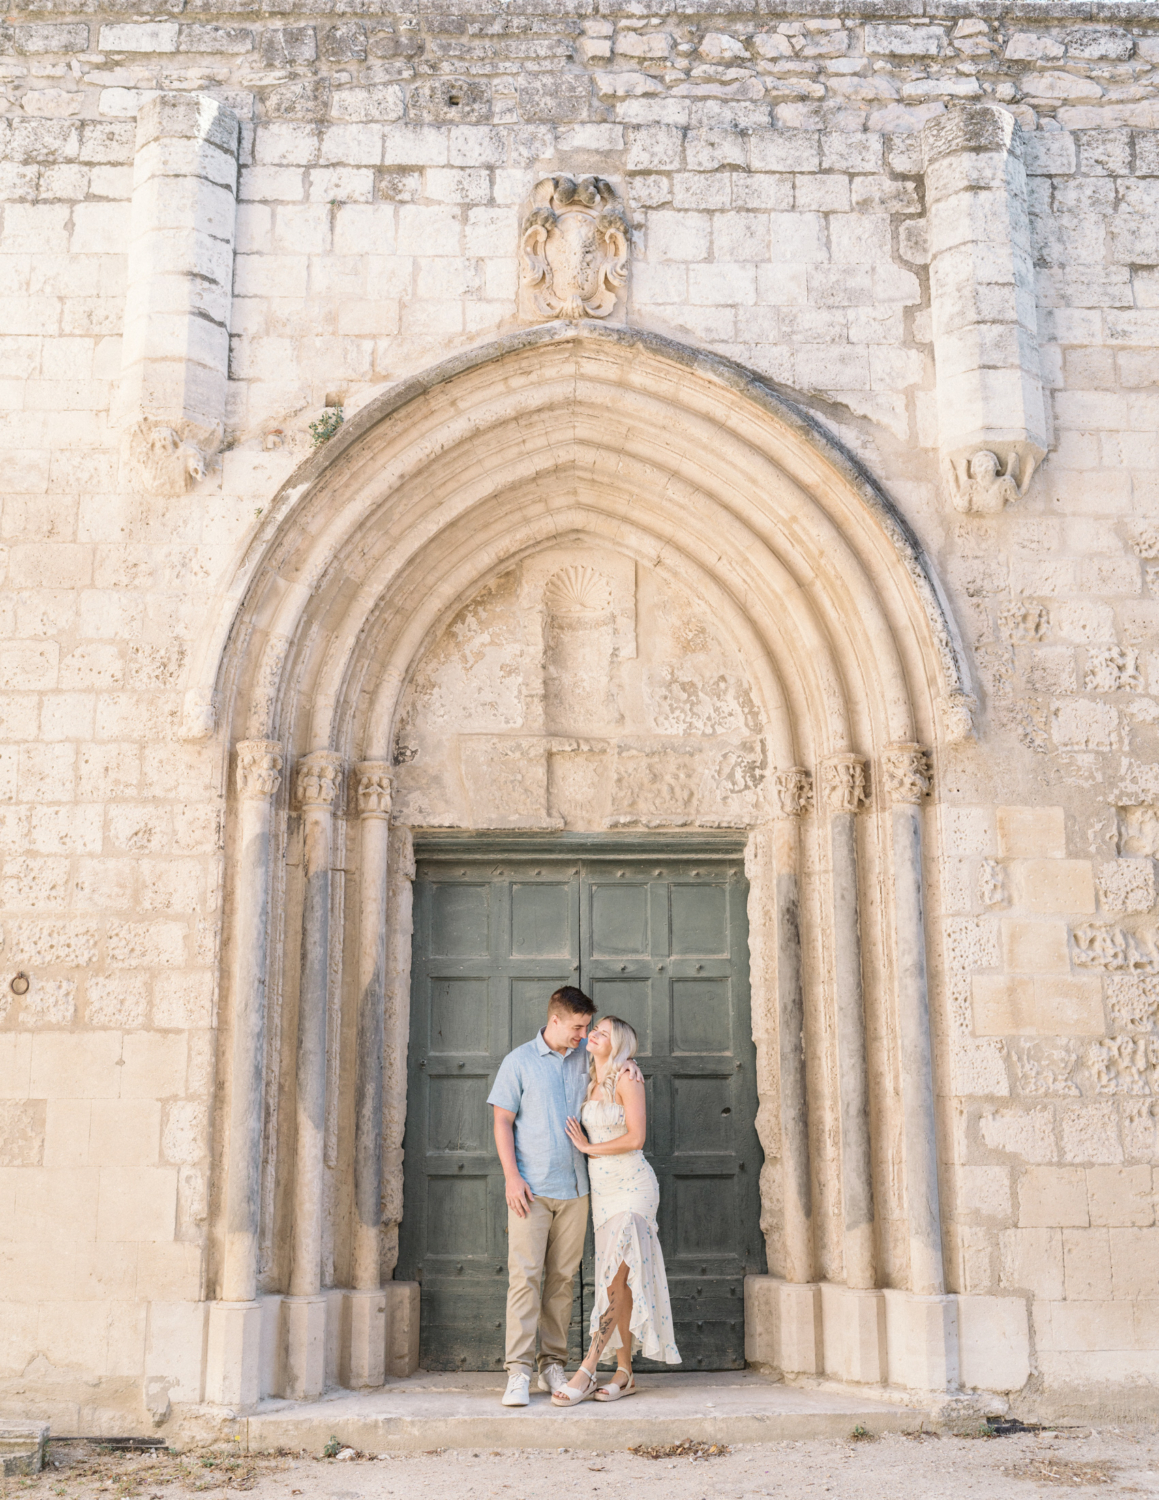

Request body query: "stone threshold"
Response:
[240, 1371, 934, 1453]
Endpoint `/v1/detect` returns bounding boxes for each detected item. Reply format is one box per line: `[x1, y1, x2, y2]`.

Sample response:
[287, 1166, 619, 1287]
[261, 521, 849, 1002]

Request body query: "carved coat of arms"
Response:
[519, 175, 630, 321]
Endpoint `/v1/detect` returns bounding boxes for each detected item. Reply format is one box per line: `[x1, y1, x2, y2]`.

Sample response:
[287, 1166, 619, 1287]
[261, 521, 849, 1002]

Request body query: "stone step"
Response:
[0, 1421, 49, 1476]
[242, 1372, 932, 1454]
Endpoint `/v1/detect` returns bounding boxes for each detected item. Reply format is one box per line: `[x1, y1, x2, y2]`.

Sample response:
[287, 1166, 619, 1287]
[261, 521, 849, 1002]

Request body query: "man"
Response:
[487, 985, 640, 1407]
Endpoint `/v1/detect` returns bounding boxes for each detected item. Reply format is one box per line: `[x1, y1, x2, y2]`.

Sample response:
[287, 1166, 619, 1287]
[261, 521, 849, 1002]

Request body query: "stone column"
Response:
[341, 762, 392, 1389]
[283, 751, 343, 1400]
[771, 769, 814, 1288]
[775, 770, 824, 1375]
[116, 92, 239, 498]
[745, 770, 823, 1377]
[206, 739, 282, 1408]
[922, 105, 1047, 516]
[884, 745, 944, 1297]
[817, 754, 886, 1384]
[819, 754, 875, 1293]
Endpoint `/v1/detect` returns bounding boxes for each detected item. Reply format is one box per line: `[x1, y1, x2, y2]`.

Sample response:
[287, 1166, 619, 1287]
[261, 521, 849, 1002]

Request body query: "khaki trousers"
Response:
[505, 1193, 589, 1375]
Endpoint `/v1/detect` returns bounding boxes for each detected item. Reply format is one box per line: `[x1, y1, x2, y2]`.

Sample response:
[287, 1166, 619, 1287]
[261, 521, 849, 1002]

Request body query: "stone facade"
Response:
[3, 0, 1159, 1433]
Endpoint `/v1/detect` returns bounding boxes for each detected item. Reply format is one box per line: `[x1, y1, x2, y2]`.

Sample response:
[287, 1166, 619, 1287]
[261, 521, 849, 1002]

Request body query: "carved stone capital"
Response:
[356, 761, 393, 818]
[820, 754, 868, 815]
[236, 740, 283, 800]
[773, 766, 813, 818]
[883, 743, 932, 804]
[520, 175, 629, 322]
[296, 750, 343, 809]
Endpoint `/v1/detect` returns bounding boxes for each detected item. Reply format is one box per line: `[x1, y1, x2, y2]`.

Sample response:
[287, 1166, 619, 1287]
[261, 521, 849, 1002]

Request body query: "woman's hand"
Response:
[565, 1116, 592, 1154]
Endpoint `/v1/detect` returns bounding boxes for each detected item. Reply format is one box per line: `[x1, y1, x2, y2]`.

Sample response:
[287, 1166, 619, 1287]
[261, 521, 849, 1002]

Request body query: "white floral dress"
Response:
[582, 1097, 680, 1366]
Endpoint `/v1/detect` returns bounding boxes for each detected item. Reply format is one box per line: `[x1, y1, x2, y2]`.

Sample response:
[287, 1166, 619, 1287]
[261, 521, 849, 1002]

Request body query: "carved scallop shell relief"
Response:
[544, 564, 614, 615]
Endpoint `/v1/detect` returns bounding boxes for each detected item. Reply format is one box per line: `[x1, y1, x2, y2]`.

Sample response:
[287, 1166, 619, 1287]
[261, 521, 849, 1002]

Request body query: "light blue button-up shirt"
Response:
[487, 1030, 590, 1200]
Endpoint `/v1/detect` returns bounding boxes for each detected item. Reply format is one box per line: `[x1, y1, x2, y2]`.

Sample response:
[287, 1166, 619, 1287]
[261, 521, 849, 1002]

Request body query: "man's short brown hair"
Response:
[548, 985, 597, 1020]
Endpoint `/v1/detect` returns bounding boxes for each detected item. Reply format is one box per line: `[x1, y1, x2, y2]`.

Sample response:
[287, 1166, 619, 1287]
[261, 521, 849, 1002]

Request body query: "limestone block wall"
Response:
[1, 0, 1159, 1428]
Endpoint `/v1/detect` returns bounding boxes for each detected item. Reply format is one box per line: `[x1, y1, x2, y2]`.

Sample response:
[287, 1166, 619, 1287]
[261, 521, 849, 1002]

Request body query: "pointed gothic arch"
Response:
[196, 323, 974, 1404]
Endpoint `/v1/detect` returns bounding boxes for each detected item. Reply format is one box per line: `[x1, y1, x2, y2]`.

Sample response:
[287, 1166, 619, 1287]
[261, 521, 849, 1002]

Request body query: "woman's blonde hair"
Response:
[590, 1014, 638, 1099]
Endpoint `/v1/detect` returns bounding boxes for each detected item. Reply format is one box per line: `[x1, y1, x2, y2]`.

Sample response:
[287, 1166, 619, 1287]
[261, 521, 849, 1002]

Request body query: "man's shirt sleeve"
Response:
[487, 1051, 522, 1114]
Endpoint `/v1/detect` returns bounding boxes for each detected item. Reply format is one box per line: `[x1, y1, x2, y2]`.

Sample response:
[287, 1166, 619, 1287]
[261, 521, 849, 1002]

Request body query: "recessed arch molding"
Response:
[199, 322, 979, 1406]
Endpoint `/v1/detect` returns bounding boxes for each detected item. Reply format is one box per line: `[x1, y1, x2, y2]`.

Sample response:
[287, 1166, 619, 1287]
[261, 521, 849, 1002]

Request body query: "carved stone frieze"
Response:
[1072, 923, 1159, 972]
[1119, 804, 1159, 858]
[356, 761, 393, 818]
[1087, 1035, 1159, 1095]
[998, 601, 1048, 643]
[1085, 647, 1142, 693]
[820, 754, 868, 814]
[883, 743, 932, 804]
[295, 751, 343, 808]
[520, 175, 629, 321]
[1131, 525, 1159, 560]
[773, 766, 813, 818]
[943, 447, 1038, 515]
[236, 739, 283, 800]
[1010, 1038, 1080, 1098]
[1107, 975, 1159, 1034]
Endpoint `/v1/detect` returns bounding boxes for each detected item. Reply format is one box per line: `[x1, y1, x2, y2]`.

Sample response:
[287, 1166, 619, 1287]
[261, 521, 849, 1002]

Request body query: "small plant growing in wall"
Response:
[310, 407, 344, 447]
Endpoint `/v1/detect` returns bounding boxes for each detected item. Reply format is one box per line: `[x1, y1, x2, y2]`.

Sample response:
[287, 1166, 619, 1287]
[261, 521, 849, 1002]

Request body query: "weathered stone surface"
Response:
[3, 0, 1159, 1437]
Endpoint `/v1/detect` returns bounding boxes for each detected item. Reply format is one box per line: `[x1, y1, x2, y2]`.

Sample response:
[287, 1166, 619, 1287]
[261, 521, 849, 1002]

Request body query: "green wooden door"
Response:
[397, 841, 764, 1372]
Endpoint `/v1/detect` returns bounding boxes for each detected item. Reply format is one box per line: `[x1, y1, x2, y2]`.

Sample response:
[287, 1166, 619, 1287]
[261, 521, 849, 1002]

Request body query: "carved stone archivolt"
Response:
[520, 175, 629, 322]
[236, 739, 283, 800]
[202, 330, 978, 1404]
[821, 754, 868, 814]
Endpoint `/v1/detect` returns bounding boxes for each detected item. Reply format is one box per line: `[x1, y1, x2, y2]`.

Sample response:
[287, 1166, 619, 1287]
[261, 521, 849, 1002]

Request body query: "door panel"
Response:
[397, 846, 764, 1373]
[510, 881, 572, 956]
[430, 882, 490, 954]
[580, 856, 760, 1372]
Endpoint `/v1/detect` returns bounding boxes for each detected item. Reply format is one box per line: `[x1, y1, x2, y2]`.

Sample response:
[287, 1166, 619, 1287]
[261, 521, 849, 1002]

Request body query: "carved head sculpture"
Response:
[124, 419, 216, 498]
[520, 175, 630, 321]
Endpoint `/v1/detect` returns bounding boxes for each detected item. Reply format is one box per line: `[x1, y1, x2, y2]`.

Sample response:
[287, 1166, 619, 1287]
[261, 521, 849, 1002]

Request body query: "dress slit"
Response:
[582, 1098, 680, 1366]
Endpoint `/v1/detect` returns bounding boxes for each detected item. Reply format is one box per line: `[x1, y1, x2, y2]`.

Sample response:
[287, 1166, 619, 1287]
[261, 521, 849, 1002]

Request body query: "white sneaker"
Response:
[501, 1370, 530, 1406]
[538, 1362, 567, 1395]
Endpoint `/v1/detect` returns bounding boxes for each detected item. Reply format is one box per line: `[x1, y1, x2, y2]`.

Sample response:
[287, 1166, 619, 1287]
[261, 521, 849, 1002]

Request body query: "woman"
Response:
[551, 1015, 679, 1405]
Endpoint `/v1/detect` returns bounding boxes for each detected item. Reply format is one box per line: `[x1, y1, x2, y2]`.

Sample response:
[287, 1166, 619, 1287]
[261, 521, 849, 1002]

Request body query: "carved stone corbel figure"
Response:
[520, 175, 629, 322]
[123, 418, 220, 499]
[943, 446, 1039, 516]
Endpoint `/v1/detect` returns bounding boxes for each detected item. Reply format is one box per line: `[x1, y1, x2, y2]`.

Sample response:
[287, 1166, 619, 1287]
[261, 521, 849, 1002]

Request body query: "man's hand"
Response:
[622, 1058, 644, 1083]
[493, 1107, 533, 1216]
[505, 1174, 535, 1218]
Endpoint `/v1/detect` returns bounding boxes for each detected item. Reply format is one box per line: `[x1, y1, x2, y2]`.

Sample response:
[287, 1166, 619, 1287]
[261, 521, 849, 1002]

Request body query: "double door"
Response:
[397, 842, 764, 1371]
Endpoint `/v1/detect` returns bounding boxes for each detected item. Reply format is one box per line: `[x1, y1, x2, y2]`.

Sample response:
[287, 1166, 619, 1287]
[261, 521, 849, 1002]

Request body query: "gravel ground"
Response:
[4, 1426, 1159, 1500]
